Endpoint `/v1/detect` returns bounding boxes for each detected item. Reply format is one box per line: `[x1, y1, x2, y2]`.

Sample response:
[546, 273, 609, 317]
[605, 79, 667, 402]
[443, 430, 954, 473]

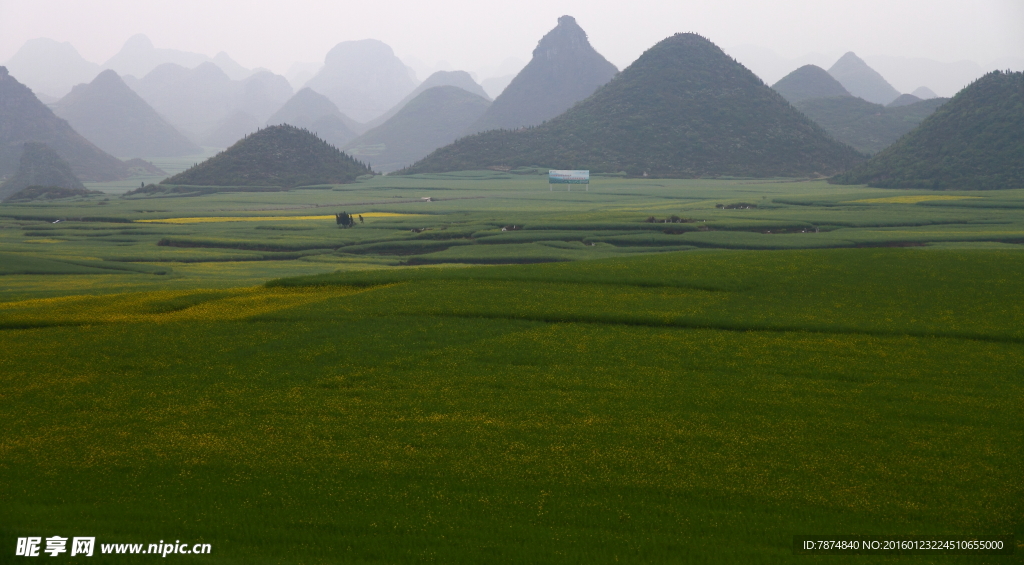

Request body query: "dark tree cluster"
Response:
[335, 211, 363, 228]
[644, 215, 692, 223]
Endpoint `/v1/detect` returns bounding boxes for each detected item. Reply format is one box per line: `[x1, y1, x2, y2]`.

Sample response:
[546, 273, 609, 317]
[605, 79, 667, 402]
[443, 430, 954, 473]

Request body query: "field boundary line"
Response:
[420, 311, 1024, 345]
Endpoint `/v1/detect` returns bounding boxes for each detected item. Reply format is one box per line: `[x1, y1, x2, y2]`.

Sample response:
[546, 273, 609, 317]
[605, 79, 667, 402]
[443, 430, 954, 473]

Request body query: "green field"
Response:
[1, 174, 1022, 563]
[3, 172, 1024, 300]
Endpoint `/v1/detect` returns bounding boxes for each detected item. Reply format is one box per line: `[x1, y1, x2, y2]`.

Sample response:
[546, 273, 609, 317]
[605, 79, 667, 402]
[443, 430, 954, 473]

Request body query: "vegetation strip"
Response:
[137, 212, 421, 224]
[423, 310, 1024, 345]
[845, 195, 981, 204]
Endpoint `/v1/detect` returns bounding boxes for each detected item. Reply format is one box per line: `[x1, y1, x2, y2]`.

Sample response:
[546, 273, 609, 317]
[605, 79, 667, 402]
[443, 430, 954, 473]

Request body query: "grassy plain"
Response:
[1, 172, 1022, 562]
[3, 171, 1024, 299]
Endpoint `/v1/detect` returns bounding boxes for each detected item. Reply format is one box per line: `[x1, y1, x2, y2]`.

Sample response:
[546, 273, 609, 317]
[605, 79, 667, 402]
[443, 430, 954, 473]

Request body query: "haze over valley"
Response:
[2, 3, 1024, 562]
[1, 2, 1019, 181]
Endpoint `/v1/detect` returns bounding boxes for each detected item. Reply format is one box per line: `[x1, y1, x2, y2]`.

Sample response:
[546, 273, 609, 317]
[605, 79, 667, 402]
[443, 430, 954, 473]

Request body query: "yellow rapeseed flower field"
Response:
[2, 249, 1022, 561]
[0, 286, 370, 325]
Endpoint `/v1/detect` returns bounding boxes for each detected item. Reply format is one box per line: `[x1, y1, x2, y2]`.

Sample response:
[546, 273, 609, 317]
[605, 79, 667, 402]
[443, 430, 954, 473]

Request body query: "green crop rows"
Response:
[1, 173, 1022, 562]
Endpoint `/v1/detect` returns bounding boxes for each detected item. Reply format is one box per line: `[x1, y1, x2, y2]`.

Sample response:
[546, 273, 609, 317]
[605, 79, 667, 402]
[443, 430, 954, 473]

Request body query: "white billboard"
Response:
[548, 170, 590, 184]
[549, 170, 589, 191]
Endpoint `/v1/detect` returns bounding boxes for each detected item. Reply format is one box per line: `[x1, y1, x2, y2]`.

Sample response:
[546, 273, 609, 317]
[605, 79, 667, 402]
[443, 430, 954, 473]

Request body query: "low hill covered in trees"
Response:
[772, 65, 851, 103]
[794, 96, 948, 154]
[160, 125, 372, 187]
[887, 94, 922, 108]
[830, 70, 1024, 190]
[344, 86, 491, 173]
[363, 71, 490, 131]
[401, 33, 864, 178]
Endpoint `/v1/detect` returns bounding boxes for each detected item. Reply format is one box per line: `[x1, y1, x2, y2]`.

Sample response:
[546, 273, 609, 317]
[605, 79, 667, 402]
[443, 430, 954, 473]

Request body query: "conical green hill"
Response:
[794, 96, 947, 154]
[161, 124, 372, 187]
[0, 142, 86, 201]
[911, 86, 938, 100]
[830, 70, 1024, 190]
[344, 86, 491, 173]
[266, 88, 361, 145]
[828, 52, 900, 105]
[54, 69, 201, 158]
[401, 33, 864, 177]
[362, 71, 490, 131]
[886, 94, 922, 108]
[0, 66, 130, 181]
[772, 65, 850, 103]
[464, 16, 618, 135]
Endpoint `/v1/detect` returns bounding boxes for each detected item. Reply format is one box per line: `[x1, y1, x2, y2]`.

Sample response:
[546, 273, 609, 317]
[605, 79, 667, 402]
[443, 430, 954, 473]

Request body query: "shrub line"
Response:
[420, 311, 1024, 345]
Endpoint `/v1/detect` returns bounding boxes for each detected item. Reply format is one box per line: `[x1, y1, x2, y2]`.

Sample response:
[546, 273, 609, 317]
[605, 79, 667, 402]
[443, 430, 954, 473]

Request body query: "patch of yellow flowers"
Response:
[0, 286, 369, 325]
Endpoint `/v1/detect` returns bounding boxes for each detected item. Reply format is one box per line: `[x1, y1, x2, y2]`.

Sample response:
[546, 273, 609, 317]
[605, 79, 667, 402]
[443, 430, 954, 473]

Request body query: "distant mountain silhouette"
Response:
[772, 65, 851, 103]
[911, 86, 938, 99]
[862, 55, 989, 98]
[4, 38, 101, 98]
[33, 93, 59, 105]
[0, 142, 86, 201]
[124, 158, 165, 176]
[402, 33, 863, 177]
[481, 74, 514, 99]
[0, 66, 129, 182]
[128, 62, 292, 142]
[464, 16, 617, 135]
[476, 57, 526, 98]
[234, 71, 294, 124]
[211, 52, 253, 80]
[886, 94, 922, 108]
[828, 52, 901, 105]
[103, 35, 254, 81]
[104, 34, 207, 78]
[162, 125, 372, 187]
[266, 88, 360, 147]
[362, 71, 489, 130]
[128, 63, 237, 140]
[304, 39, 419, 122]
[285, 62, 321, 90]
[53, 70, 201, 158]
[345, 86, 491, 173]
[831, 70, 1024, 190]
[201, 111, 260, 148]
[795, 96, 947, 154]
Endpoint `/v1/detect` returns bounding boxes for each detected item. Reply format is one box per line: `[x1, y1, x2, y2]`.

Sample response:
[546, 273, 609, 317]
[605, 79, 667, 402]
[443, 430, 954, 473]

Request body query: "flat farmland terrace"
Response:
[1, 174, 1022, 562]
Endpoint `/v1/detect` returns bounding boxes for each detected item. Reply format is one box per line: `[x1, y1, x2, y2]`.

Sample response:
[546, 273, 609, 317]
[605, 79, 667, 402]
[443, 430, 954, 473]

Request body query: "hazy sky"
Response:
[1, 0, 1022, 76]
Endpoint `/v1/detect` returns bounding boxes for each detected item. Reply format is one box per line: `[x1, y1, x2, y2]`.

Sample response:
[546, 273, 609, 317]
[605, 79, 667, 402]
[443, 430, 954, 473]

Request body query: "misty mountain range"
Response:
[122, 62, 294, 143]
[1, 34, 513, 124]
[1, 16, 1019, 188]
[53, 70, 201, 159]
[0, 66, 130, 182]
[728, 45, 1022, 98]
[266, 88, 362, 148]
